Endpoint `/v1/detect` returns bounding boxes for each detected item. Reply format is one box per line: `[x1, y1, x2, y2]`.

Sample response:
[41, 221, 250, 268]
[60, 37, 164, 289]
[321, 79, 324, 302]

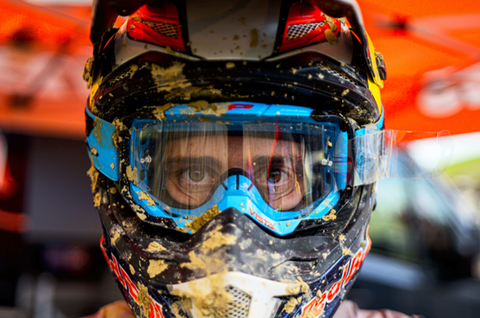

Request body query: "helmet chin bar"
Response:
[100, 208, 372, 318]
[96, 170, 375, 318]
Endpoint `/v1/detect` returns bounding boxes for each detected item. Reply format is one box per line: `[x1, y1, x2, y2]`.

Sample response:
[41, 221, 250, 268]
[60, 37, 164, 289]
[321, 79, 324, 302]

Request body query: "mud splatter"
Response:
[325, 28, 338, 43]
[187, 100, 229, 117]
[93, 192, 102, 208]
[148, 259, 168, 278]
[150, 62, 192, 93]
[304, 311, 316, 318]
[188, 100, 210, 112]
[325, 16, 337, 31]
[287, 276, 310, 295]
[171, 302, 187, 318]
[89, 76, 103, 114]
[110, 228, 120, 245]
[136, 212, 147, 220]
[129, 64, 139, 79]
[87, 166, 99, 193]
[137, 191, 155, 206]
[83, 56, 94, 88]
[147, 241, 167, 252]
[126, 165, 139, 185]
[90, 148, 98, 156]
[182, 273, 233, 318]
[181, 251, 206, 270]
[284, 297, 300, 313]
[165, 46, 175, 55]
[153, 103, 175, 121]
[151, 62, 185, 80]
[322, 209, 337, 222]
[137, 282, 151, 317]
[186, 205, 221, 233]
[112, 119, 127, 147]
[201, 227, 237, 252]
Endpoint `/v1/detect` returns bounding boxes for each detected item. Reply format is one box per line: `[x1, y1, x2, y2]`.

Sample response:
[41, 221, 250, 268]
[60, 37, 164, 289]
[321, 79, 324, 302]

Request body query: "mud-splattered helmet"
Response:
[84, 0, 389, 317]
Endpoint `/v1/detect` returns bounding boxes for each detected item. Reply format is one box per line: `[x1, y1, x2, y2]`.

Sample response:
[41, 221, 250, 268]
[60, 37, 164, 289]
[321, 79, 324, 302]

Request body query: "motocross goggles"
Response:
[86, 102, 450, 236]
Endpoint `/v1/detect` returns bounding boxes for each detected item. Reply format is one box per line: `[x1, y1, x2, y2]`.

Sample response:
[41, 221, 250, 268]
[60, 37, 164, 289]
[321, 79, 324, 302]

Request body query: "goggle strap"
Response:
[333, 131, 349, 190]
[86, 107, 120, 181]
[353, 129, 453, 186]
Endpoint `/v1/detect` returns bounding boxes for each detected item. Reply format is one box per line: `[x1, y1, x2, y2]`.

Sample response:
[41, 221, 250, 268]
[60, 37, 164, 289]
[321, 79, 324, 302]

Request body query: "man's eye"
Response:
[267, 170, 284, 184]
[189, 169, 205, 182]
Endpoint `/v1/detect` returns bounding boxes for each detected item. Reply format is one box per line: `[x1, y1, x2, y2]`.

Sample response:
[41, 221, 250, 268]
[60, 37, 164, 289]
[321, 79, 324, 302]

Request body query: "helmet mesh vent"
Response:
[319, 63, 357, 86]
[287, 22, 325, 40]
[224, 286, 251, 318]
[143, 21, 179, 39]
[108, 69, 133, 85]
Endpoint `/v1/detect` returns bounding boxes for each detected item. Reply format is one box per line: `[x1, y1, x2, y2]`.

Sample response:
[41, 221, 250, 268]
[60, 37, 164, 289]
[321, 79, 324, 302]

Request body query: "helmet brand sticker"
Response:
[227, 103, 254, 111]
[248, 207, 275, 230]
[300, 242, 369, 318]
[101, 241, 166, 318]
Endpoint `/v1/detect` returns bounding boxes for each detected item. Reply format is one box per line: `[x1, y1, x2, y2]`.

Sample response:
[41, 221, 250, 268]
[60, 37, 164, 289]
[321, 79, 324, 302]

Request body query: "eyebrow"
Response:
[163, 156, 225, 168]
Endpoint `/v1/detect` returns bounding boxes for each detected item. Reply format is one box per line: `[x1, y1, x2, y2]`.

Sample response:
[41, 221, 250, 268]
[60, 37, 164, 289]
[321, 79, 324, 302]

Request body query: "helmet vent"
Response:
[108, 69, 134, 85]
[142, 21, 179, 39]
[224, 286, 251, 318]
[287, 22, 325, 40]
[319, 63, 357, 86]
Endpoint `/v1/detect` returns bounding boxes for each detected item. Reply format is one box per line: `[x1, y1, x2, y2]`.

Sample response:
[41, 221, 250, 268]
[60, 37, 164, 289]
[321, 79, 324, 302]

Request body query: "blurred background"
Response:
[0, 0, 479, 317]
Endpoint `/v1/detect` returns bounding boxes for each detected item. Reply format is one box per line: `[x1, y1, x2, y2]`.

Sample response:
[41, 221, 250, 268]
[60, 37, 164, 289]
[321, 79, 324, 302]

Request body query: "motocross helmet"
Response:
[84, 1, 389, 317]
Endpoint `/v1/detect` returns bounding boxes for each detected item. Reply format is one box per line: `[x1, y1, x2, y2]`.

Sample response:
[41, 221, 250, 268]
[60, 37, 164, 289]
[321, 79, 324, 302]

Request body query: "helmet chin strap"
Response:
[168, 272, 298, 318]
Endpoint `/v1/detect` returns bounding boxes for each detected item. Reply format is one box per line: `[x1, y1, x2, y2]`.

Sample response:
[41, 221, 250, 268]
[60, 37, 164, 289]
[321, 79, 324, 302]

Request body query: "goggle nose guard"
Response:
[213, 168, 270, 201]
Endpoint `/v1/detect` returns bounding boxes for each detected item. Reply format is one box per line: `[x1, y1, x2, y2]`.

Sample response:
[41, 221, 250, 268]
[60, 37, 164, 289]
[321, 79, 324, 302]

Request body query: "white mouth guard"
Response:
[168, 271, 300, 318]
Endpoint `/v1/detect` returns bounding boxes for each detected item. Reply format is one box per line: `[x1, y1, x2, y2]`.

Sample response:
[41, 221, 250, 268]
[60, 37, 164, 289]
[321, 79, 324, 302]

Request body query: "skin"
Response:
[161, 134, 305, 210]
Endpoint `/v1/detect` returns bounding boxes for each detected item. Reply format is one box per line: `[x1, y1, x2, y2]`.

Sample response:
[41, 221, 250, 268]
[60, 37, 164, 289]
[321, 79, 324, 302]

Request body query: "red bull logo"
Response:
[300, 241, 370, 318]
[101, 239, 165, 318]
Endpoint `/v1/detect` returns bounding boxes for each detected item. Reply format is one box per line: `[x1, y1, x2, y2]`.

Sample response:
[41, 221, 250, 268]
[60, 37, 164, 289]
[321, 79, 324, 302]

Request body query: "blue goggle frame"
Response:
[86, 101, 384, 235]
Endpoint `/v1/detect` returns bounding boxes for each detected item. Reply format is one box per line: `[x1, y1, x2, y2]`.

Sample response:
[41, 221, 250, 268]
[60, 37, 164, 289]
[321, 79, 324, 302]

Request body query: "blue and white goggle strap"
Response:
[85, 107, 120, 182]
[351, 112, 453, 183]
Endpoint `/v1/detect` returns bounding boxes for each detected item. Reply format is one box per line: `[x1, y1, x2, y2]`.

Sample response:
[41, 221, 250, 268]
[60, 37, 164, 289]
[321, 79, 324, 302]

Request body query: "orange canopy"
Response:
[0, 0, 91, 139]
[359, 0, 480, 135]
[0, 0, 479, 138]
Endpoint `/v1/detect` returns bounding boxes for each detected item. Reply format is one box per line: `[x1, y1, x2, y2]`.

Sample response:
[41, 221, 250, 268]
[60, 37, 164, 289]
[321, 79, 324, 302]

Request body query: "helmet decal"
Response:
[279, 1, 343, 52]
[128, 2, 186, 52]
